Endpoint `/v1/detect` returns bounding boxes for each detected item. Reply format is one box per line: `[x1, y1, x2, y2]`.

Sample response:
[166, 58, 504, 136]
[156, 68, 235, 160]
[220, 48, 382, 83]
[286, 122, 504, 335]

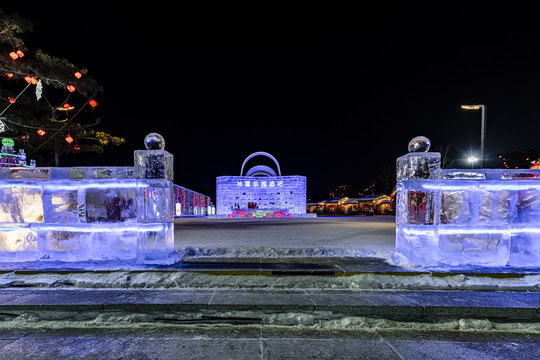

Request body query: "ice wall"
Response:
[216, 176, 307, 216]
[395, 137, 540, 267]
[0, 133, 176, 264]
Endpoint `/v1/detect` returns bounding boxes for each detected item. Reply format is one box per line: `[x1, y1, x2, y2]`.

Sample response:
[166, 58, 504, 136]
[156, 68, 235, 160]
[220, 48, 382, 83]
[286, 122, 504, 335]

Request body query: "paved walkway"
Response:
[0, 288, 539, 321]
[1, 328, 538, 359]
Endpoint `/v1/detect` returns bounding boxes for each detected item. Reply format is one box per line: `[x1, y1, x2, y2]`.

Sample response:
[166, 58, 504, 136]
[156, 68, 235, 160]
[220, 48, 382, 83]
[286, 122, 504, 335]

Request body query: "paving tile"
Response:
[306, 289, 423, 316]
[262, 337, 402, 360]
[208, 289, 314, 311]
[379, 331, 540, 360]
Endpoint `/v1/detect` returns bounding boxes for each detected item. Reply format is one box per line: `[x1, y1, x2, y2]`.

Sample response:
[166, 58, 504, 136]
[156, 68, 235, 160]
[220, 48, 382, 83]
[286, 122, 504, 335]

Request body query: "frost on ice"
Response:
[394, 136, 540, 267]
[0, 133, 176, 264]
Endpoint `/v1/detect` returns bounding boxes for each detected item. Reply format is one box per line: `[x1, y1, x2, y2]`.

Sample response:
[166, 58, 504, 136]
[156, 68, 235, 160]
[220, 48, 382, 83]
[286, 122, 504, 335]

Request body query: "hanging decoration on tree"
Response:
[67, 85, 75, 92]
[24, 76, 38, 84]
[8, 97, 16, 104]
[37, 129, 46, 137]
[63, 103, 71, 114]
[35, 80, 43, 100]
[74, 71, 82, 79]
[65, 134, 73, 147]
[89, 99, 97, 113]
[5, 73, 13, 81]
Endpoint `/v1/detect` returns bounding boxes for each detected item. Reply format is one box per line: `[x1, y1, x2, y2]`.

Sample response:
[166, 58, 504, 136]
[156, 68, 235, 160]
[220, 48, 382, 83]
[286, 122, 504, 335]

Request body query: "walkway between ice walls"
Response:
[0, 133, 176, 264]
[395, 136, 540, 267]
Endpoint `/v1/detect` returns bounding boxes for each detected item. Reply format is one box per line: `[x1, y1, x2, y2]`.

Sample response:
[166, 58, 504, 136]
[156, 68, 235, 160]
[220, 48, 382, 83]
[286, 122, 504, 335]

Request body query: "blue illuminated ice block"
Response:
[394, 137, 540, 267]
[0, 133, 176, 265]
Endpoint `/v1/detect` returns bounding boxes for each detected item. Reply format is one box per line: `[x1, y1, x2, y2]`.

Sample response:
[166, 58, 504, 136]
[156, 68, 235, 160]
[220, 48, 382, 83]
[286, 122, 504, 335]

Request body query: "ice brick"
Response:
[39, 227, 92, 261]
[509, 230, 540, 266]
[134, 150, 173, 180]
[396, 152, 441, 181]
[0, 185, 43, 223]
[440, 190, 470, 224]
[438, 230, 509, 266]
[395, 225, 439, 266]
[42, 183, 80, 223]
[90, 225, 137, 260]
[0, 225, 39, 260]
[136, 223, 175, 264]
[136, 180, 174, 223]
[85, 186, 137, 223]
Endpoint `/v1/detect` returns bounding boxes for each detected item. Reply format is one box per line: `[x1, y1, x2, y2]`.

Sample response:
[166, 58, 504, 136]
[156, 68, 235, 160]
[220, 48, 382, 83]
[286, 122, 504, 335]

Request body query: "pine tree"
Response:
[0, 8, 124, 166]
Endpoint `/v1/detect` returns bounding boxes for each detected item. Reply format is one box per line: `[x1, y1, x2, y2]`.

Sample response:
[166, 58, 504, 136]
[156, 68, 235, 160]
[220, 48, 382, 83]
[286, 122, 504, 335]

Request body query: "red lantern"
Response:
[63, 103, 71, 110]
[89, 99, 97, 112]
[67, 85, 76, 92]
[65, 134, 73, 147]
[5, 73, 13, 81]
[37, 129, 46, 137]
[24, 76, 38, 84]
[9, 51, 18, 60]
[74, 71, 82, 79]
[16, 50, 24, 58]
[74, 144, 81, 151]
[8, 97, 16, 104]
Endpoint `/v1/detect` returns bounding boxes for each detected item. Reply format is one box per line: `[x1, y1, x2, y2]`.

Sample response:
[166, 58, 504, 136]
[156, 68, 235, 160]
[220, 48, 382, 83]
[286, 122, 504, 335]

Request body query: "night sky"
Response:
[2, 2, 540, 200]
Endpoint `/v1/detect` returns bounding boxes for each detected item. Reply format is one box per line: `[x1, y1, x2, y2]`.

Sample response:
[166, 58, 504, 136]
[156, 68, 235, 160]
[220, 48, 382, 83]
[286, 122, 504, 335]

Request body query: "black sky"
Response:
[2, 2, 540, 200]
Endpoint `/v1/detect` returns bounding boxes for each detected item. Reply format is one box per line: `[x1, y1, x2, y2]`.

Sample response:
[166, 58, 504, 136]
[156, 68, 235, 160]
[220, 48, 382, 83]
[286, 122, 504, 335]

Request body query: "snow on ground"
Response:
[174, 216, 396, 260]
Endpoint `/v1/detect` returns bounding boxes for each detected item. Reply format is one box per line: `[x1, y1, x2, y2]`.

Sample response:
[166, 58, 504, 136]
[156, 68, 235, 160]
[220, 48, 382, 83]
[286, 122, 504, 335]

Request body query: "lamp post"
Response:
[461, 104, 487, 168]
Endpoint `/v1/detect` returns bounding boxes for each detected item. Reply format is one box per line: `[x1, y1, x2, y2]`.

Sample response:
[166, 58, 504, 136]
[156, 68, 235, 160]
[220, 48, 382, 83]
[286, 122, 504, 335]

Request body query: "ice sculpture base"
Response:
[395, 167, 540, 268]
[0, 223, 177, 264]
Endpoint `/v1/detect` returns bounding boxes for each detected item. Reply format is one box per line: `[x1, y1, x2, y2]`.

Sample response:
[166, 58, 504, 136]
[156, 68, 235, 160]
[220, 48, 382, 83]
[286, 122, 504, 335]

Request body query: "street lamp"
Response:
[467, 155, 479, 168]
[461, 104, 487, 168]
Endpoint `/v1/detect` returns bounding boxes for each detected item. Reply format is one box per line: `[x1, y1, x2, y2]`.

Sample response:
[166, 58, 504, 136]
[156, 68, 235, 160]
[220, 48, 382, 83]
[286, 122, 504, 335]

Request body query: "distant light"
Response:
[461, 105, 481, 110]
[467, 156, 479, 163]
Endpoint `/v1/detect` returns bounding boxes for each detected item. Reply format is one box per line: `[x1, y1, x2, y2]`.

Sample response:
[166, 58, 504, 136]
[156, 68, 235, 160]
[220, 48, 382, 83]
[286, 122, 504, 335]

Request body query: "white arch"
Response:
[240, 151, 281, 176]
[246, 165, 277, 177]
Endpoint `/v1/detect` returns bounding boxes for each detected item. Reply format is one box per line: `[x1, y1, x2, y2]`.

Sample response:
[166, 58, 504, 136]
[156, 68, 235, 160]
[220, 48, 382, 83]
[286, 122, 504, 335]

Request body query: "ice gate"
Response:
[395, 137, 540, 267]
[0, 133, 176, 264]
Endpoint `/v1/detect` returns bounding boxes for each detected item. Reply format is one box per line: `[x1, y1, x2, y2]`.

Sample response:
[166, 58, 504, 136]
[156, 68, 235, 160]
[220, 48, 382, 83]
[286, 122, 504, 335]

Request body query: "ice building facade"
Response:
[395, 136, 540, 267]
[0, 133, 176, 264]
[216, 152, 307, 217]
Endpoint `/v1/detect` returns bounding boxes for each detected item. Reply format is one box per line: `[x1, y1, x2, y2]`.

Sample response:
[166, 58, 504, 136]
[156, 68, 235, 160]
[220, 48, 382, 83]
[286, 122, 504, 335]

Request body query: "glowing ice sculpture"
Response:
[216, 152, 307, 217]
[0, 133, 176, 264]
[395, 137, 540, 267]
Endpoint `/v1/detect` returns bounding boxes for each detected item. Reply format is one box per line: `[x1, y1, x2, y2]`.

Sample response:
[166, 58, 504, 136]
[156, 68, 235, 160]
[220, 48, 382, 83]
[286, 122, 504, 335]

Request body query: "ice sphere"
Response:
[134, 150, 174, 180]
[144, 132, 165, 150]
[407, 136, 431, 152]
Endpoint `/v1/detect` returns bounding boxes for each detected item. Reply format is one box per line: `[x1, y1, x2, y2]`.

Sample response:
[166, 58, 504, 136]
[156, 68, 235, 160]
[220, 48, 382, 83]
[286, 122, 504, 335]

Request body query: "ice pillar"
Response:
[134, 133, 176, 264]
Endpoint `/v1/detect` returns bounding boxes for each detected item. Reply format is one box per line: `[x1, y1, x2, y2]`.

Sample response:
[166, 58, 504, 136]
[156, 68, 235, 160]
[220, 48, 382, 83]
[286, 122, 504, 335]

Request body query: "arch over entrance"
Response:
[240, 151, 281, 176]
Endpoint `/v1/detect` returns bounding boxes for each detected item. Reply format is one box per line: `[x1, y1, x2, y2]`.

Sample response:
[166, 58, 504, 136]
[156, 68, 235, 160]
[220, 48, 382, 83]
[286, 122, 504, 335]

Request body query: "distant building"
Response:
[307, 194, 393, 215]
[216, 152, 307, 217]
[173, 185, 213, 217]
